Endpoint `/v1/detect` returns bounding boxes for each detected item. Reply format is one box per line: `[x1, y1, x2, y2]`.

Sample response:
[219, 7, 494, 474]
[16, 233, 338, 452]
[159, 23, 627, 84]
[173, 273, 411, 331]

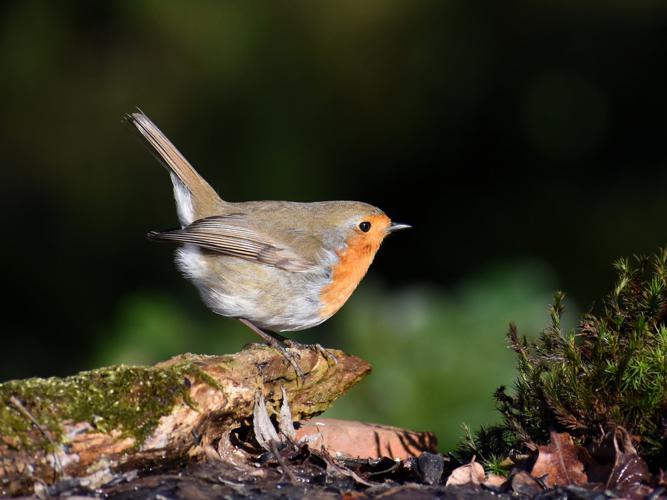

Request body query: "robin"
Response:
[127, 111, 410, 376]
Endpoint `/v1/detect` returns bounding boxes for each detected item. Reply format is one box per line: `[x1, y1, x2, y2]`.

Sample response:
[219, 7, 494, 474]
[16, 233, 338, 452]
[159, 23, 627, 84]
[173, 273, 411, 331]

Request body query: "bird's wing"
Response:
[148, 214, 317, 272]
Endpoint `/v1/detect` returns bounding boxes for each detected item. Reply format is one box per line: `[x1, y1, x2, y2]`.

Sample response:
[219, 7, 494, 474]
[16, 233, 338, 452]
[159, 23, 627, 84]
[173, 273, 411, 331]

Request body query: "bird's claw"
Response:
[283, 340, 336, 367]
[315, 344, 338, 366]
[274, 343, 305, 381]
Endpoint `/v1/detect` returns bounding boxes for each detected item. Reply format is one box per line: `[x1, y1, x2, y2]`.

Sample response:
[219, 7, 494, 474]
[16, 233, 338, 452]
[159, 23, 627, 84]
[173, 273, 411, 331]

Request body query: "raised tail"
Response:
[126, 110, 223, 225]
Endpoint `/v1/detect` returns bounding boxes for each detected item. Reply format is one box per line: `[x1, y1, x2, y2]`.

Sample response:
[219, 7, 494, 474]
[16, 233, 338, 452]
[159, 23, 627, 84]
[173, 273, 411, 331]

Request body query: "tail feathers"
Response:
[146, 230, 162, 241]
[146, 229, 186, 245]
[127, 110, 223, 224]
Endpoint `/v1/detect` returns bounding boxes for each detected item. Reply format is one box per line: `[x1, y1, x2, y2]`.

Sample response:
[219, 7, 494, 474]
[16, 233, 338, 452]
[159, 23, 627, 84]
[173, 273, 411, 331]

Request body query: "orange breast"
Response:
[319, 216, 388, 319]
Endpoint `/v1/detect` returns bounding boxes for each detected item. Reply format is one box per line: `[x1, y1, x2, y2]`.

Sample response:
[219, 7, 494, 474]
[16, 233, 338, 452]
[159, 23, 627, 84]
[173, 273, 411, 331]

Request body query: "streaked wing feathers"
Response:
[149, 215, 315, 272]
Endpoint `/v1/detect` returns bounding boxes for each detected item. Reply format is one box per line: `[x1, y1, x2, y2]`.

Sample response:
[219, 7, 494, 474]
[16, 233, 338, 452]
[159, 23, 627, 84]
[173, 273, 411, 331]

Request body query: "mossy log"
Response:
[0, 344, 371, 496]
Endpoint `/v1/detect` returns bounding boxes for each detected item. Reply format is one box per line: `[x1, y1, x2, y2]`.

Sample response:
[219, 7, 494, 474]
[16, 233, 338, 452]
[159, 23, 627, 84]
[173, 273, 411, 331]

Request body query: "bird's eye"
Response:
[359, 221, 371, 232]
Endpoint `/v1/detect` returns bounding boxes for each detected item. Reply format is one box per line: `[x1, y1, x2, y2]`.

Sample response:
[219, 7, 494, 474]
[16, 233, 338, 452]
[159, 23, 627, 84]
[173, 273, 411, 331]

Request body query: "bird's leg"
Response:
[239, 319, 305, 380]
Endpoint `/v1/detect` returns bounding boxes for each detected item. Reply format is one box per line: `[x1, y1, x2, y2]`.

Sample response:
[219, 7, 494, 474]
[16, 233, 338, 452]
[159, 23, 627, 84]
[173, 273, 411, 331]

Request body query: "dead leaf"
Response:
[530, 431, 587, 487]
[278, 387, 296, 442]
[606, 427, 652, 498]
[445, 459, 485, 487]
[483, 474, 507, 488]
[294, 418, 437, 460]
[252, 392, 280, 451]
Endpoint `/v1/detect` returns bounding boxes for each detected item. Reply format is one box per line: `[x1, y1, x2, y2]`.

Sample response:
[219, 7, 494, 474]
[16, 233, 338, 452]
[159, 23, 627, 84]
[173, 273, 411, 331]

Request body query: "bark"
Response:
[0, 344, 371, 496]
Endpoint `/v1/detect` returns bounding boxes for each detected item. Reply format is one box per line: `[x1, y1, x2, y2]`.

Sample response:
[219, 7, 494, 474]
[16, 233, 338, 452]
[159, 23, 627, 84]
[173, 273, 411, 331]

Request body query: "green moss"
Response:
[0, 360, 213, 451]
[458, 249, 667, 470]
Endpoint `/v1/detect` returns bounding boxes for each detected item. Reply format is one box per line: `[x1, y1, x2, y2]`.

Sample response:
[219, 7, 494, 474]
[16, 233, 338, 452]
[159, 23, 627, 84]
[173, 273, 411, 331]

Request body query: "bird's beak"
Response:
[387, 222, 412, 233]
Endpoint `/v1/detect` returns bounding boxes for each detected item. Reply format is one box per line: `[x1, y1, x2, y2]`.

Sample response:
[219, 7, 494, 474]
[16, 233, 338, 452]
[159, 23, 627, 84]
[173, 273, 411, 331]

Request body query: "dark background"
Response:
[2, 1, 666, 449]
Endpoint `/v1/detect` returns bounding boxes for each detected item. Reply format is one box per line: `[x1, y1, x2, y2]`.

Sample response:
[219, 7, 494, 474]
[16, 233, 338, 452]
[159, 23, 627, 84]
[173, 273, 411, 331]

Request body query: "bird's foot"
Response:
[271, 341, 305, 381]
[239, 319, 304, 381]
[283, 340, 338, 367]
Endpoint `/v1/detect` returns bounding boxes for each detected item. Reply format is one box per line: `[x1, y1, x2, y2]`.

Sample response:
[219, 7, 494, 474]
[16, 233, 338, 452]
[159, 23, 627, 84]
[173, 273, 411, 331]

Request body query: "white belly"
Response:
[175, 246, 330, 332]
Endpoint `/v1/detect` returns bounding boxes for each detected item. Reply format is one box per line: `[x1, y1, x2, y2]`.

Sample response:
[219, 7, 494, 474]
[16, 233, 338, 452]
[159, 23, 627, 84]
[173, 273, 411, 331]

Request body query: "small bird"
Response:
[127, 111, 409, 375]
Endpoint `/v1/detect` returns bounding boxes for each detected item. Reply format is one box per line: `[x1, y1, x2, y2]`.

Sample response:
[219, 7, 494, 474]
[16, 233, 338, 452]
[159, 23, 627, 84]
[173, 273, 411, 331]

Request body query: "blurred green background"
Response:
[1, 1, 667, 452]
